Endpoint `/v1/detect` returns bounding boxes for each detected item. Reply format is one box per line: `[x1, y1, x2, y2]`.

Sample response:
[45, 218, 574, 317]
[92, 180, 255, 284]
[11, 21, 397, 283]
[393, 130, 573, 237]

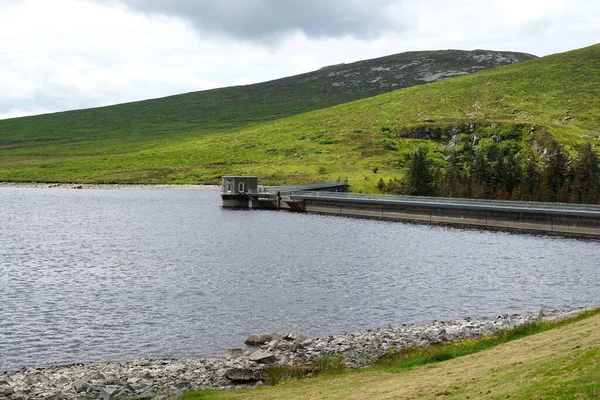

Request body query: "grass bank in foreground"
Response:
[178, 309, 600, 399]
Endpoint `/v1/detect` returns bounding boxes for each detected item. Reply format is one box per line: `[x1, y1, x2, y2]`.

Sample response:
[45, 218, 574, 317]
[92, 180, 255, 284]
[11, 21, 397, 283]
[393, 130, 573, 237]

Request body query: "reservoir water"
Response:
[1, 187, 598, 371]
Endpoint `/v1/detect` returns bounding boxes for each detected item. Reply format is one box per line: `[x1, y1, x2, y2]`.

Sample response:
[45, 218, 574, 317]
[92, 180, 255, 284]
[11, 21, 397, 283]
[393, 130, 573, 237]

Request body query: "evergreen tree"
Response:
[541, 143, 570, 202]
[441, 150, 464, 197]
[521, 151, 541, 201]
[490, 158, 507, 198]
[571, 142, 600, 203]
[503, 152, 522, 197]
[469, 150, 490, 198]
[404, 146, 434, 196]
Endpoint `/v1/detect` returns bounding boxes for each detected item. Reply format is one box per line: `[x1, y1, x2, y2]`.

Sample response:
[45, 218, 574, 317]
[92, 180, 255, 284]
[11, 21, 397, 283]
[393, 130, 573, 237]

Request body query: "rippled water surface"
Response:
[1, 188, 599, 371]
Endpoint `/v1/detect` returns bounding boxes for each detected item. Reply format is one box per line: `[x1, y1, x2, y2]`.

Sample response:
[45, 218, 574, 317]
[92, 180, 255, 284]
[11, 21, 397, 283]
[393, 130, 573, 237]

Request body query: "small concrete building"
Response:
[221, 176, 258, 207]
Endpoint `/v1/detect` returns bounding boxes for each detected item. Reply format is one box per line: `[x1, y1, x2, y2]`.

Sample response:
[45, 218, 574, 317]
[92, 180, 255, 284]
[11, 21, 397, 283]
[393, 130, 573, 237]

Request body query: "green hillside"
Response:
[0, 49, 534, 185]
[1, 45, 598, 191]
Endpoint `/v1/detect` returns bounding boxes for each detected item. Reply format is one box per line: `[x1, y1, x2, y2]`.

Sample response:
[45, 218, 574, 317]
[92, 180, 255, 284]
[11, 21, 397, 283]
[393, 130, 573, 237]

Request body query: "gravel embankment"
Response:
[0, 308, 589, 400]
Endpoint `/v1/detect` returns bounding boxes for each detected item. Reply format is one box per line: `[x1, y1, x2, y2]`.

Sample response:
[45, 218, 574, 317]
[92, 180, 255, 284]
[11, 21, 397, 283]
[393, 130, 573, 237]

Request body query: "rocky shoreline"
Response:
[0, 308, 589, 400]
[0, 182, 220, 190]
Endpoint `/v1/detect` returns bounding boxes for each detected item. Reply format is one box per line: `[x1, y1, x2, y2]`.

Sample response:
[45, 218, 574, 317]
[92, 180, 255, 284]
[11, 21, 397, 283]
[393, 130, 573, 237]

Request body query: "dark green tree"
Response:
[490, 157, 507, 198]
[570, 142, 600, 203]
[441, 150, 465, 198]
[520, 150, 541, 201]
[469, 150, 491, 198]
[503, 152, 522, 197]
[404, 146, 434, 196]
[540, 142, 570, 201]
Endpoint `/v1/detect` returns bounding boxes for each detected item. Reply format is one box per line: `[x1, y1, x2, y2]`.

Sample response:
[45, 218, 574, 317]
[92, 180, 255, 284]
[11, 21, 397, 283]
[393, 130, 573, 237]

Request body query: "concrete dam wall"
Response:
[221, 178, 600, 239]
[298, 194, 600, 238]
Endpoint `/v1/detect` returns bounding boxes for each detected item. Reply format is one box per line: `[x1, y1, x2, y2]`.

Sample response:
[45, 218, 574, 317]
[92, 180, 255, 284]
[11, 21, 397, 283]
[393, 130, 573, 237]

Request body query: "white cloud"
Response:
[0, 0, 599, 120]
[0, 107, 54, 120]
[112, 0, 413, 42]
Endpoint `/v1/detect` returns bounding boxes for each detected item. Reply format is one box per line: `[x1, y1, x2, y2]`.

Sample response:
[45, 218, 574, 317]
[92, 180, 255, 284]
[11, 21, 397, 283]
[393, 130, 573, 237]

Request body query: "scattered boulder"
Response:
[249, 350, 276, 364]
[399, 127, 444, 140]
[100, 385, 123, 400]
[0, 386, 14, 397]
[245, 333, 282, 347]
[284, 332, 310, 344]
[448, 134, 460, 148]
[72, 379, 90, 392]
[136, 388, 155, 399]
[225, 348, 245, 360]
[299, 338, 315, 348]
[225, 368, 264, 383]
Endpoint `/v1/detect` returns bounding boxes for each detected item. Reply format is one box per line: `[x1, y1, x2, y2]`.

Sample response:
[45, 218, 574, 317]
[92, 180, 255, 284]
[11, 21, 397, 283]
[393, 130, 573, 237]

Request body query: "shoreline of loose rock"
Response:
[0, 308, 591, 400]
[0, 182, 220, 191]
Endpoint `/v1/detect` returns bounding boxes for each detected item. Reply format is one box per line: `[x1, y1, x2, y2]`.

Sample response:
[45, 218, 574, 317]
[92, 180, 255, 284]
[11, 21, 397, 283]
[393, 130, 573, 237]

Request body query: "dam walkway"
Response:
[222, 178, 600, 238]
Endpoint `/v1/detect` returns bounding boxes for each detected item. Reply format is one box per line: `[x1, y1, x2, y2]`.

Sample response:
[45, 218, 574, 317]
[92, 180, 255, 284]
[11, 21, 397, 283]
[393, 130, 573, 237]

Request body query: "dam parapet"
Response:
[221, 177, 600, 238]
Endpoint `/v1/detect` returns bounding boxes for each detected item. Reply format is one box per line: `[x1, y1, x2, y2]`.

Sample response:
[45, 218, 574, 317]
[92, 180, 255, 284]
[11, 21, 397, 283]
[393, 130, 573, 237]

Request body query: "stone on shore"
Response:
[0, 308, 588, 400]
[100, 385, 123, 400]
[225, 368, 264, 383]
[72, 379, 90, 392]
[245, 333, 282, 347]
[225, 348, 245, 360]
[248, 350, 277, 364]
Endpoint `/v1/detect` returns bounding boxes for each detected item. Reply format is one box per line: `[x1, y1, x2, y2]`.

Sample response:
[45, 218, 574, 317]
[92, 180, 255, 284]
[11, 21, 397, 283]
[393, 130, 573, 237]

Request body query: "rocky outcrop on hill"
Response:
[0, 309, 585, 400]
[300, 49, 536, 93]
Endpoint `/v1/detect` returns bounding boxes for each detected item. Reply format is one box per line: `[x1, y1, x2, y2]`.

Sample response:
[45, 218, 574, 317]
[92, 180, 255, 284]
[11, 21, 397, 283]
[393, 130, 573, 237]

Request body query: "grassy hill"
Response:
[178, 311, 600, 399]
[0, 49, 535, 186]
[2, 45, 598, 190]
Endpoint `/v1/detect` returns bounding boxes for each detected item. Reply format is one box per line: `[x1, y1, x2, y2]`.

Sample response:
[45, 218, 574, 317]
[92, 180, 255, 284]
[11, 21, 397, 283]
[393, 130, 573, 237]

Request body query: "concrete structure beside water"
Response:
[221, 177, 600, 238]
[221, 176, 258, 207]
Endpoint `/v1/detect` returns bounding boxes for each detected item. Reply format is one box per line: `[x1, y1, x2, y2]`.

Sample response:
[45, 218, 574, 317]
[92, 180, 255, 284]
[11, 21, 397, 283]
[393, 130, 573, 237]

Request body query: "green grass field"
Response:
[0, 45, 596, 192]
[177, 309, 600, 400]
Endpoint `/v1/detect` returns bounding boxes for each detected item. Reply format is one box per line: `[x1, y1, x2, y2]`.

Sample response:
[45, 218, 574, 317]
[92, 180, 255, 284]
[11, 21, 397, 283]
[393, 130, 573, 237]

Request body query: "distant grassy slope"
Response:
[179, 311, 600, 400]
[0, 49, 534, 144]
[1, 46, 598, 189]
[0, 50, 534, 185]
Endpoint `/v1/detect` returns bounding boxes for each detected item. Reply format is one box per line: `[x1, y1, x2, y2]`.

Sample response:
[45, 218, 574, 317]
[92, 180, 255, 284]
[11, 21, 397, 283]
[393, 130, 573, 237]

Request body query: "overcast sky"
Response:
[1, 0, 599, 120]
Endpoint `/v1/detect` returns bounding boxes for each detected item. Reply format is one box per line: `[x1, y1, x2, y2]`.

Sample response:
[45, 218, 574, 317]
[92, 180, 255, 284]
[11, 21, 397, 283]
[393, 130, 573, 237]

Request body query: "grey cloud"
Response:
[116, 0, 410, 41]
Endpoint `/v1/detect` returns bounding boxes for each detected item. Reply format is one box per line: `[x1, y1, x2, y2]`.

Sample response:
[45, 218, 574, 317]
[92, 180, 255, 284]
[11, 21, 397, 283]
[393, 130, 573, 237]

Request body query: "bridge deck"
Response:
[248, 181, 348, 197]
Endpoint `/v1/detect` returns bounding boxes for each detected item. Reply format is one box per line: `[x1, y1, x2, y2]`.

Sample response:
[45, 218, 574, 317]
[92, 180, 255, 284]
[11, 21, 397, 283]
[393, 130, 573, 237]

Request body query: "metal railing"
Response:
[286, 191, 600, 215]
[257, 181, 348, 195]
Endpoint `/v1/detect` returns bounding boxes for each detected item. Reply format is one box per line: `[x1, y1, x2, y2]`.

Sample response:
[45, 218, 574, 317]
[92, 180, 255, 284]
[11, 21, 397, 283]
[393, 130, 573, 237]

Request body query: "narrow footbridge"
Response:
[247, 181, 349, 211]
[255, 181, 350, 195]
